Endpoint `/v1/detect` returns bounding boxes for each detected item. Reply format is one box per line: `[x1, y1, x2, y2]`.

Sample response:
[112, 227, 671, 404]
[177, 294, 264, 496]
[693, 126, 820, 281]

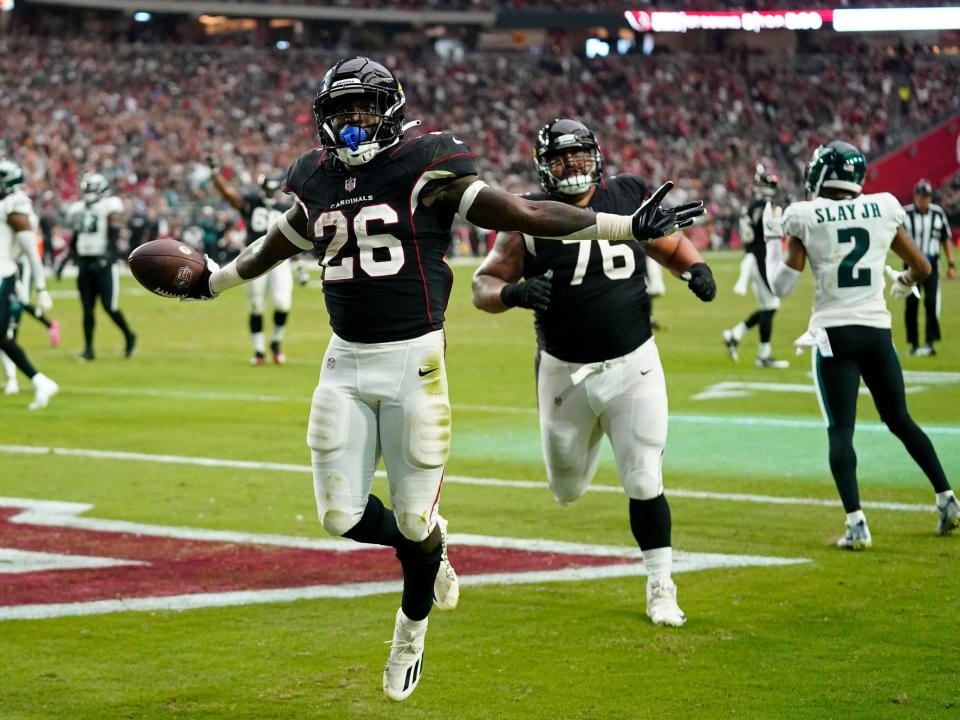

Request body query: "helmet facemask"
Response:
[314, 84, 405, 167]
[535, 120, 604, 198]
[0, 159, 24, 198]
[258, 175, 282, 207]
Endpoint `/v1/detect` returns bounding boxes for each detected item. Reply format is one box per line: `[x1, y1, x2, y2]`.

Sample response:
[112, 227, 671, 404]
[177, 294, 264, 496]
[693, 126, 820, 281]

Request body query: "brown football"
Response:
[128, 239, 205, 298]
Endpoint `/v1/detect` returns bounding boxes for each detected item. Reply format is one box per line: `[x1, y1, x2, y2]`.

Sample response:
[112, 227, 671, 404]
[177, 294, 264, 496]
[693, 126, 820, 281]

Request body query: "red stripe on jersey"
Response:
[407, 152, 476, 329]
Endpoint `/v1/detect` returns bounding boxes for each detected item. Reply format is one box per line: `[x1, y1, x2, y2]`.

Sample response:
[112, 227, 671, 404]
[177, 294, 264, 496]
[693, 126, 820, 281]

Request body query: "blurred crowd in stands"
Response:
[153, 0, 960, 10]
[1, 29, 958, 259]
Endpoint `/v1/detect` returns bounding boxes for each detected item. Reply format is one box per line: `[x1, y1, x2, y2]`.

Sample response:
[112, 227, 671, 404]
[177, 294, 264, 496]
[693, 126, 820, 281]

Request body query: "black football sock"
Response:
[0, 340, 37, 378]
[396, 526, 442, 622]
[108, 309, 132, 338]
[82, 310, 95, 351]
[828, 426, 861, 512]
[22, 305, 52, 328]
[885, 416, 951, 494]
[744, 310, 762, 329]
[342, 494, 403, 547]
[758, 310, 775, 344]
[629, 495, 672, 551]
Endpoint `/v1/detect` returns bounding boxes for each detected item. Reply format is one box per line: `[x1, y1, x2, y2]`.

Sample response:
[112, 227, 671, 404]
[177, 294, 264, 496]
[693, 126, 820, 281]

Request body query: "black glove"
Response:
[500, 270, 553, 312]
[182, 255, 220, 301]
[631, 181, 705, 242]
[206, 155, 220, 172]
[684, 263, 716, 302]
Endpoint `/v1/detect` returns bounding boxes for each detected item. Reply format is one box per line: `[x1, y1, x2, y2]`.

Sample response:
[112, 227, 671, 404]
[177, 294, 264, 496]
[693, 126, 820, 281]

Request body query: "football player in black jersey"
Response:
[209, 162, 297, 364]
[472, 118, 717, 628]
[182, 58, 703, 700]
[722, 165, 789, 368]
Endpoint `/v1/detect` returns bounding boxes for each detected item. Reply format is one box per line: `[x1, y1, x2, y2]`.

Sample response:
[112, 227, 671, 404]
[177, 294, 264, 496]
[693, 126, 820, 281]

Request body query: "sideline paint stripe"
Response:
[0, 445, 935, 514]
[0, 497, 809, 621]
[51, 387, 960, 434]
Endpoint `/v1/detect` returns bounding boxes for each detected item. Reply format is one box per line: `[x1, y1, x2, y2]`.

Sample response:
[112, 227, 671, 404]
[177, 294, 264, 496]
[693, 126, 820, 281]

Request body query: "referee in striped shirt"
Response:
[903, 179, 956, 356]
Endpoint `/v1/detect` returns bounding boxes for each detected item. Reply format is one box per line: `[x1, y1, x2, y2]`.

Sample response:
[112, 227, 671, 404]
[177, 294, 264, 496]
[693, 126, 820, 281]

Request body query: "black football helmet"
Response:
[804, 140, 866, 197]
[258, 174, 282, 205]
[535, 118, 603, 197]
[314, 57, 406, 167]
[753, 164, 779, 198]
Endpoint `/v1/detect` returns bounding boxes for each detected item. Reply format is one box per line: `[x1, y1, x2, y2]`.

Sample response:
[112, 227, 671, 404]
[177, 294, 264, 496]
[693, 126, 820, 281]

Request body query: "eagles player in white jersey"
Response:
[0, 159, 58, 409]
[67, 173, 137, 360]
[765, 141, 958, 547]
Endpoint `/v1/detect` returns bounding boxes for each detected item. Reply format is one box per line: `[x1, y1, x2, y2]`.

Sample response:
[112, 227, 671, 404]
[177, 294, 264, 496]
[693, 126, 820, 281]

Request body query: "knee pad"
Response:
[622, 445, 664, 501]
[306, 385, 349, 456]
[396, 511, 433, 543]
[319, 506, 363, 537]
[543, 423, 589, 505]
[406, 396, 451, 469]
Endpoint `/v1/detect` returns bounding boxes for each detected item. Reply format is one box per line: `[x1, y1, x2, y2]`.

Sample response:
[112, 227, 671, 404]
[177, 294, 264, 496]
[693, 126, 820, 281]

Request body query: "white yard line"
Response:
[0, 444, 936, 514]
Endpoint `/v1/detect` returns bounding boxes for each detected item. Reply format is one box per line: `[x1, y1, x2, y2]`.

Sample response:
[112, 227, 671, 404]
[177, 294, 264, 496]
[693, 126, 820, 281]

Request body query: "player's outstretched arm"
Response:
[766, 235, 806, 297]
[185, 205, 310, 300]
[9, 212, 52, 311]
[472, 232, 552, 313]
[428, 177, 702, 243]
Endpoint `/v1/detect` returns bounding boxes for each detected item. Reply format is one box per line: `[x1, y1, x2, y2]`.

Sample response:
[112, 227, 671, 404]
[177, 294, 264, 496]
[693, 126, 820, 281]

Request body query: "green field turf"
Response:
[1, 252, 958, 719]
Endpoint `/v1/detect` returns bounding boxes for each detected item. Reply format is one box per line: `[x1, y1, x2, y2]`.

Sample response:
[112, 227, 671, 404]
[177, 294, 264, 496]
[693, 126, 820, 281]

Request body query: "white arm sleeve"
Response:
[15, 230, 46, 291]
[768, 259, 801, 297]
[277, 210, 312, 251]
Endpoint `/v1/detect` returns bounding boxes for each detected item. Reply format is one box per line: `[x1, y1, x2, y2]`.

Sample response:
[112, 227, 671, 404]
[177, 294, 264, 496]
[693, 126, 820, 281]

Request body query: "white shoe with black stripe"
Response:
[383, 609, 427, 702]
[434, 515, 459, 611]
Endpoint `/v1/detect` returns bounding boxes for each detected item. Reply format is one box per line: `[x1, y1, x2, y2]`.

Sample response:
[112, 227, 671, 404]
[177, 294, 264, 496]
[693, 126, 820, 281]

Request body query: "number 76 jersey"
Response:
[782, 192, 906, 331]
[282, 132, 477, 343]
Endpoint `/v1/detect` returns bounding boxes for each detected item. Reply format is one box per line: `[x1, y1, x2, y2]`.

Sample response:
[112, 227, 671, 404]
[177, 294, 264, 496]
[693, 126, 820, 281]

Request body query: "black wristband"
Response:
[500, 282, 522, 308]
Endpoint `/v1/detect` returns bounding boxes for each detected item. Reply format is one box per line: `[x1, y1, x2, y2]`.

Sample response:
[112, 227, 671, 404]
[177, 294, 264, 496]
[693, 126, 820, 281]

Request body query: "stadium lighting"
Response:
[585, 38, 610, 58]
[133, 11, 151, 22]
[1, 0, 14, 10]
[833, 8, 960, 32]
[275, 40, 290, 50]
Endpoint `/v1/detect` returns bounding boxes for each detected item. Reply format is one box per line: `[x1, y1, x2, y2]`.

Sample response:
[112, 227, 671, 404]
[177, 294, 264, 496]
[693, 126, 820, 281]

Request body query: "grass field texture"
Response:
[1, 252, 958, 719]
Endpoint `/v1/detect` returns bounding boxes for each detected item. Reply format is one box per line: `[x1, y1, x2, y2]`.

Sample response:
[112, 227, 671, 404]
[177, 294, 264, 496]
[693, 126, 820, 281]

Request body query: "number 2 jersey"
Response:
[282, 132, 477, 343]
[782, 192, 906, 330]
[521, 175, 652, 363]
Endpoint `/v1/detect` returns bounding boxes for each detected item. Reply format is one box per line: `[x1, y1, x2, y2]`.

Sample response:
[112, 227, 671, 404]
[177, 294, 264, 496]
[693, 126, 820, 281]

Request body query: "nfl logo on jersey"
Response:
[344, 177, 356, 192]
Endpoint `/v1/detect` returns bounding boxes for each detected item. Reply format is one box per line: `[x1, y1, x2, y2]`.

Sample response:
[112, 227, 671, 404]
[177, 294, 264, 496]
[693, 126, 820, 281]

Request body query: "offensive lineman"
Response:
[180, 58, 703, 700]
[208, 162, 296, 365]
[0, 159, 58, 409]
[723, 165, 789, 368]
[472, 118, 716, 627]
[67, 173, 136, 360]
[765, 141, 958, 548]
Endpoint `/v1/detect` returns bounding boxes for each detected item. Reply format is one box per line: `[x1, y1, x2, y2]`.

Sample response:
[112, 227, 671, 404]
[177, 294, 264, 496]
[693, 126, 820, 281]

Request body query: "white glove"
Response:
[885, 265, 920, 300]
[36, 289, 53, 312]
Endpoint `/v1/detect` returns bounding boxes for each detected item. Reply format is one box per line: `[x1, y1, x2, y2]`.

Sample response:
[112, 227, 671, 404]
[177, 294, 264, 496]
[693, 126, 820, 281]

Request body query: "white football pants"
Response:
[246, 259, 293, 314]
[307, 329, 450, 542]
[645, 255, 666, 297]
[537, 337, 667, 504]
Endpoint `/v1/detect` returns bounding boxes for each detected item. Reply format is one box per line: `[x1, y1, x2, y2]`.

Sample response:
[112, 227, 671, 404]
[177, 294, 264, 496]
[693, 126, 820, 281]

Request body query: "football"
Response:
[128, 239, 206, 299]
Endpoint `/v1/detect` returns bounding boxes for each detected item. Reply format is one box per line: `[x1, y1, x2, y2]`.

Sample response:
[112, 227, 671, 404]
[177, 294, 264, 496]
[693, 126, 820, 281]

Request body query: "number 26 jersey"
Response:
[782, 192, 906, 330]
[282, 132, 477, 343]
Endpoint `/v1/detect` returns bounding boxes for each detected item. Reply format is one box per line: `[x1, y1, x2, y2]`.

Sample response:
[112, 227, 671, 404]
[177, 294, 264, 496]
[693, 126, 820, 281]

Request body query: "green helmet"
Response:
[0, 158, 25, 197]
[804, 140, 866, 196]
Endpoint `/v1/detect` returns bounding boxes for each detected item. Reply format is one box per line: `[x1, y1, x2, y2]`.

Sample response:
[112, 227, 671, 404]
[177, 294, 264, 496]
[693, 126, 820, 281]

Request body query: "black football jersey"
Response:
[523, 175, 652, 363]
[282, 133, 477, 343]
[742, 196, 771, 290]
[240, 192, 293, 247]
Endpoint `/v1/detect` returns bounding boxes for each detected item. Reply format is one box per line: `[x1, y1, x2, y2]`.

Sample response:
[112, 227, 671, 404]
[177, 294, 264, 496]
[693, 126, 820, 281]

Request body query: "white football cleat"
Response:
[646, 578, 686, 627]
[756, 356, 790, 369]
[433, 515, 459, 611]
[383, 609, 427, 702]
[837, 518, 872, 550]
[28, 375, 58, 411]
[3, 377, 19, 395]
[722, 329, 739, 362]
[936, 496, 960, 536]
